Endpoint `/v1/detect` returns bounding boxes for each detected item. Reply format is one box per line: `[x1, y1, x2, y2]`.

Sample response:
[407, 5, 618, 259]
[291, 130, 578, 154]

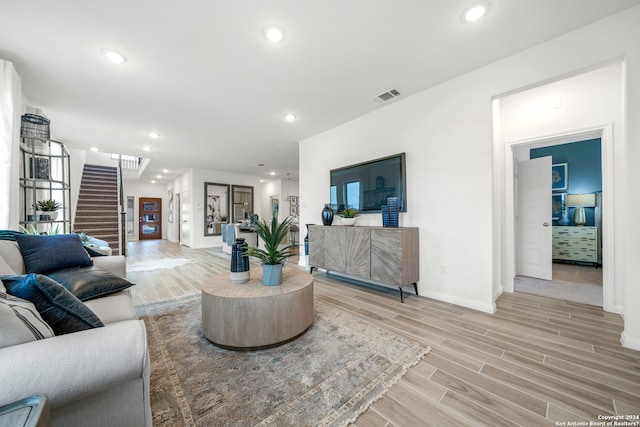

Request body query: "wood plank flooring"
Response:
[126, 240, 640, 426]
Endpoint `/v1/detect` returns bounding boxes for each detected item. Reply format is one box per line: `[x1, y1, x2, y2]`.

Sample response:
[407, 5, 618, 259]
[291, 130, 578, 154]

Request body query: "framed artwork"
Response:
[204, 182, 230, 236]
[167, 189, 174, 223]
[289, 205, 298, 216]
[552, 163, 568, 191]
[552, 193, 566, 220]
[29, 157, 50, 179]
[290, 195, 298, 205]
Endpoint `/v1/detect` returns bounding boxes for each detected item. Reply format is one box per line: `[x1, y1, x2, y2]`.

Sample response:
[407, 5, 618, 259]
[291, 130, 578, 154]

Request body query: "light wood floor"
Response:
[126, 240, 640, 426]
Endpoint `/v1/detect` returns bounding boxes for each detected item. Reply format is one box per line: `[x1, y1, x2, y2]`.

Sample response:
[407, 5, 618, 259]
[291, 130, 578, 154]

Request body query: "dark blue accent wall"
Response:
[531, 138, 602, 226]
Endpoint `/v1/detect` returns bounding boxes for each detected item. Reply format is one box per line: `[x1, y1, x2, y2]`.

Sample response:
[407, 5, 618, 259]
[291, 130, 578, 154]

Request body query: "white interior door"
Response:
[516, 156, 552, 280]
[179, 190, 191, 247]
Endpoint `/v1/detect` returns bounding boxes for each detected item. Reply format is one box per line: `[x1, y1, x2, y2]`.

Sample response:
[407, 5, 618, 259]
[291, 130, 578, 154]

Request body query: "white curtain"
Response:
[0, 59, 22, 230]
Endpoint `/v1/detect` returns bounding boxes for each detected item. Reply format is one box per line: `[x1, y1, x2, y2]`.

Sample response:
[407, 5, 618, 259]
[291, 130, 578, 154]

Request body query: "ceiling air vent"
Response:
[372, 89, 402, 103]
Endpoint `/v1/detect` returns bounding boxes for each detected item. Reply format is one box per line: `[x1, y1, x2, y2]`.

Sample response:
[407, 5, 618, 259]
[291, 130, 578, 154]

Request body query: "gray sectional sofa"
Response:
[0, 238, 151, 427]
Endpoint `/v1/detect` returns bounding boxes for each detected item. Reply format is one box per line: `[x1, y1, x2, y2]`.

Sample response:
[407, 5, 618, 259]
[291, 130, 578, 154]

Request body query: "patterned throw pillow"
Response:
[0, 292, 54, 349]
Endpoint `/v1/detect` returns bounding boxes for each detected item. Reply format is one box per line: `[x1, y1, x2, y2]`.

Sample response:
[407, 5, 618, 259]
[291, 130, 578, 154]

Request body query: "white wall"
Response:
[168, 168, 262, 249]
[299, 5, 640, 348]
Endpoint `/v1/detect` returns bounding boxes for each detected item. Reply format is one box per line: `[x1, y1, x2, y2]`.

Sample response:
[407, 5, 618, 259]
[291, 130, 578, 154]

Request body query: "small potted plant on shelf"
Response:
[36, 199, 62, 221]
[339, 207, 358, 226]
[245, 208, 297, 286]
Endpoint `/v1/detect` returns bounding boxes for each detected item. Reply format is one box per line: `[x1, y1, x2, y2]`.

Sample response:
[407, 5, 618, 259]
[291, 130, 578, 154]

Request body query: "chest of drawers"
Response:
[552, 226, 598, 264]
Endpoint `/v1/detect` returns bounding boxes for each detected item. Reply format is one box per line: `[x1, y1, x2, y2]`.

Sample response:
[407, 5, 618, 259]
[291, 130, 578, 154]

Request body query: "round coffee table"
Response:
[201, 267, 314, 350]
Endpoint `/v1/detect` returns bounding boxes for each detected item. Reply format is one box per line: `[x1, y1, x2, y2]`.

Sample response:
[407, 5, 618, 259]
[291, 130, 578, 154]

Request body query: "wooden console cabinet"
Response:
[308, 225, 419, 302]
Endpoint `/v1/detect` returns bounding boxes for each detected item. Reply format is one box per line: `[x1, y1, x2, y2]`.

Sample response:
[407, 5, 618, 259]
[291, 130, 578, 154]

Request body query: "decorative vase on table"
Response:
[230, 238, 250, 283]
[262, 263, 283, 286]
[321, 204, 334, 226]
[381, 205, 390, 227]
[387, 197, 399, 228]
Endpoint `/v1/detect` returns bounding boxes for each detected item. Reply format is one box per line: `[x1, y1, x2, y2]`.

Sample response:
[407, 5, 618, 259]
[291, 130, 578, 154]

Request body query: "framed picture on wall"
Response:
[289, 205, 298, 216]
[552, 163, 568, 191]
[552, 193, 566, 220]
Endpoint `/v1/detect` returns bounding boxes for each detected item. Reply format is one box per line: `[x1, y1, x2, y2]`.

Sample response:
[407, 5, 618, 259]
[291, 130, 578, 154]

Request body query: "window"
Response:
[330, 185, 337, 210]
[345, 181, 360, 211]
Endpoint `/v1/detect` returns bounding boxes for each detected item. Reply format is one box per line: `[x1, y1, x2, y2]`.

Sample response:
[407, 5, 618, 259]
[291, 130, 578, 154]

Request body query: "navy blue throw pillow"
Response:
[15, 234, 93, 274]
[1, 274, 104, 335]
[46, 266, 134, 301]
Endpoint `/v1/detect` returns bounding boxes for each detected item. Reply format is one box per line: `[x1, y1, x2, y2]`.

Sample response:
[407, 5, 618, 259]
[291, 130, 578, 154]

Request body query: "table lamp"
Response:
[566, 193, 596, 226]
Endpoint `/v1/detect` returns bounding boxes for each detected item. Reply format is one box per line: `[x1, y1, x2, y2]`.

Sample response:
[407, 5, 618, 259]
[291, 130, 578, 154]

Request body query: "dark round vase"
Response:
[321, 204, 334, 226]
[230, 238, 250, 283]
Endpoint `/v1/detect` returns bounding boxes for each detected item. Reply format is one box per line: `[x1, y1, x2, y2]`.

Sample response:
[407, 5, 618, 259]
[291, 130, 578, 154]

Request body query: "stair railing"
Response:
[118, 155, 127, 256]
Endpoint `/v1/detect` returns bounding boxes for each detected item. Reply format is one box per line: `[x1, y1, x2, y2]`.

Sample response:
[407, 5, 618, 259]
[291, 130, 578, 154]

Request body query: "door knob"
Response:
[543, 222, 549, 226]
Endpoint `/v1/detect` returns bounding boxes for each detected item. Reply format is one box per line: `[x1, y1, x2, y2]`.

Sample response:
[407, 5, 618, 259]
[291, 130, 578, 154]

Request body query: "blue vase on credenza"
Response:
[387, 197, 399, 228]
[321, 204, 334, 226]
[381, 205, 390, 227]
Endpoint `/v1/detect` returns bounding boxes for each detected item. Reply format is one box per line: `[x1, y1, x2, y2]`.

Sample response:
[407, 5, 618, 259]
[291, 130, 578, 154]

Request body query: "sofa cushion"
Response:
[84, 289, 137, 324]
[15, 233, 93, 274]
[0, 257, 14, 284]
[0, 240, 26, 275]
[1, 274, 104, 335]
[46, 265, 135, 301]
[0, 292, 55, 348]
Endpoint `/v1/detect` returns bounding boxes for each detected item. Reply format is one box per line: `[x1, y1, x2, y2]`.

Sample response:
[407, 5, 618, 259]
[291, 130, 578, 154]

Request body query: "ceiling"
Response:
[1, 0, 638, 184]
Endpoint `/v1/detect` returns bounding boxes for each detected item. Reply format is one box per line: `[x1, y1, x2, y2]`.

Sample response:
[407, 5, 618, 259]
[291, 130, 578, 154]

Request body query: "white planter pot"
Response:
[341, 217, 357, 226]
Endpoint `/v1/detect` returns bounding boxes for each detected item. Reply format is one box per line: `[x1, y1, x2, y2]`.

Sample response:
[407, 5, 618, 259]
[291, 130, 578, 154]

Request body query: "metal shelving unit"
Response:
[19, 136, 71, 234]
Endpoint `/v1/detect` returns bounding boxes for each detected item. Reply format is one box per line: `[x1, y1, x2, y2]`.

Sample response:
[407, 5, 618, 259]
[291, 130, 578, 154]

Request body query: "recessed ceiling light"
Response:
[151, 180, 156, 184]
[270, 171, 276, 176]
[163, 169, 169, 173]
[90, 147, 99, 152]
[463, 3, 488, 22]
[283, 113, 297, 122]
[143, 146, 151, 152]
[264, 25, 285, 43]
[157, 175, 162, 179]
[148, 131, 160, 139]
[101, 48, 126, 63]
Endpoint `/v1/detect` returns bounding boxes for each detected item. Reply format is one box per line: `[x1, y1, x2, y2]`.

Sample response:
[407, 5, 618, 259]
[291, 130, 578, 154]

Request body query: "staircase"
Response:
[74, 164, 120, 255]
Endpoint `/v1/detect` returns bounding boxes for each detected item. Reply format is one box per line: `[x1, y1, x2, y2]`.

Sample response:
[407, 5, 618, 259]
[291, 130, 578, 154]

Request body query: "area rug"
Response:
[136, 295, 430, 426]
[127, 258, 192, 273]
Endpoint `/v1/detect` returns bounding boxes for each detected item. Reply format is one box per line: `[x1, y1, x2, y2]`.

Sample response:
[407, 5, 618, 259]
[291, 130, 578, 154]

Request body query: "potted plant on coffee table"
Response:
[245, 209, 297, 286]
[339, 207, 358, 226]
[36, 199, 62, 221]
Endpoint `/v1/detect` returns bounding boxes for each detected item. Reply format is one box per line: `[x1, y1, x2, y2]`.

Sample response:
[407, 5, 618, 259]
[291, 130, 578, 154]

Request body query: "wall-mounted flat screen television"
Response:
[330, 153, 406, 213]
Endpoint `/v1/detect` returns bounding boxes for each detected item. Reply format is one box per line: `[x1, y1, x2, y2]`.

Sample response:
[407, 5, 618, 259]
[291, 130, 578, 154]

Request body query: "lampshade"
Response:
[566, 193, 596, 208]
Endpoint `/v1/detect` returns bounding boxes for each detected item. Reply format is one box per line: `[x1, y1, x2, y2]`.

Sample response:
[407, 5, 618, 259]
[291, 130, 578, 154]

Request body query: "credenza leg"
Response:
[399, 287, 404, 303]
[413, 283, 418, 296]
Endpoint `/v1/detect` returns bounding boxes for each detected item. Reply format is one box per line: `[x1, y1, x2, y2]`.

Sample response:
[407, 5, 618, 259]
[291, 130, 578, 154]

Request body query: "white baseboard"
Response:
[620, 331, 640, 351]
[421, 290, 496, 314]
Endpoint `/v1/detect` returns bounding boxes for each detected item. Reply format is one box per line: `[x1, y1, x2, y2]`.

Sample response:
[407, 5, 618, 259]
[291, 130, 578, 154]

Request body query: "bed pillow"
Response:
[1, 274, 104, 335]
[15, 233, 93, 274]
[46, 266, 135, 301]
[0, 292, 54, 348]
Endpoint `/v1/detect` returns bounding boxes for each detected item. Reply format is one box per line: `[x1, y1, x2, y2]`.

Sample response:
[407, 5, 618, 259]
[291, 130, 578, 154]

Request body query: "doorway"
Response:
[139, 197, 162, 240]
[515, 138, 603, 306]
